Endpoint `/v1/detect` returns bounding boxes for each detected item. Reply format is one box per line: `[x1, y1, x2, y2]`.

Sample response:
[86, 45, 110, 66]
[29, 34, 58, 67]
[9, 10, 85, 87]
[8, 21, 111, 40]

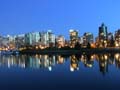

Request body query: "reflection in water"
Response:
[56, 55, 65, 64]
[0, 53, 120, 74]
[81, 54, 94, 68]
[115, 53, 120, 69]
[98, 54, 108, 75]
[70, 55, 79, 72]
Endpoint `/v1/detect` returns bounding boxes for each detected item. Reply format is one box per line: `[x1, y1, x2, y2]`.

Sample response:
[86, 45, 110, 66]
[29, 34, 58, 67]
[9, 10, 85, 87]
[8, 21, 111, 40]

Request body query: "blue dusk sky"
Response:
[0, 0, 120, 39]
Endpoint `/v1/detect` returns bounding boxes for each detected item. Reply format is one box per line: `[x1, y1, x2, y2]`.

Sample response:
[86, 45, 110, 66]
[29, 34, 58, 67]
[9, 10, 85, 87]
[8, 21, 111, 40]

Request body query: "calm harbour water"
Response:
[0, 53, 120, 90]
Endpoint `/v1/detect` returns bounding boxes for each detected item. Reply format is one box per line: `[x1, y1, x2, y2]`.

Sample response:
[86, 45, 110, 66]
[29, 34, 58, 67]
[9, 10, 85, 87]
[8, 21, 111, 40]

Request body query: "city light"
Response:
[115, 43, 119, 47]
[104, 54, 108, 60]
[70, 67, 74, 72]
[48, 66, 52, 71]
[0, 23, 120, 51]
[115, 53, 120, 60]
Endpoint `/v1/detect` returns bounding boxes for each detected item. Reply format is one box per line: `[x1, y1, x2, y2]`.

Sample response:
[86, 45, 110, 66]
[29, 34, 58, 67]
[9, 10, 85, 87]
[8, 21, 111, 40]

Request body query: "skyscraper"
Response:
[39, 30, 55, 48]
[83, 32, 94, 47]
[69, 29, 78, 48]
[115, 29, 120, 47]
[98, 23, 108, 47]
[56, 35, 65, 48]
[107, 32, 114, 47]
[15, 34, 25, 49]
[25, 32, 34, 46]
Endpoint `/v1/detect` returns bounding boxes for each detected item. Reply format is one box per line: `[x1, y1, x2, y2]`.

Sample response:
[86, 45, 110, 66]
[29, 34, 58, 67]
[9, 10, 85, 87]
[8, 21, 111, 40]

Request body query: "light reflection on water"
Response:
[0, 53, 120, 89]
[0, 53, 120, 74]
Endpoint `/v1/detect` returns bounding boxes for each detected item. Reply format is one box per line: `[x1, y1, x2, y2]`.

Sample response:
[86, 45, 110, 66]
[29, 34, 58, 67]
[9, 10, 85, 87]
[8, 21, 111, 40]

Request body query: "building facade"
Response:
[115, 29, 120, 47]
[98, 23, 108, 47]
[56, 35, 65, 48]
[69, 29, 79, 48]
[39, 30, 55, 48]
[82, 32, 94, 47]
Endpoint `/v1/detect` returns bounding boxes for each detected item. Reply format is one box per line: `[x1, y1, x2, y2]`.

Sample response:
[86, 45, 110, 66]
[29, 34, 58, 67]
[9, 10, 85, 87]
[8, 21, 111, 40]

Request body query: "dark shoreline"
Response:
[19, 48, 120, 55]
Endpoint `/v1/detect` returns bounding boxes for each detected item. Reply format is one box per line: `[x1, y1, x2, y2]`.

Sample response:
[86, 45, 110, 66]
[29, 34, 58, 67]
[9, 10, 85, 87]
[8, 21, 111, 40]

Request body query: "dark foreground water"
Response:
[0, 53, 120, 90]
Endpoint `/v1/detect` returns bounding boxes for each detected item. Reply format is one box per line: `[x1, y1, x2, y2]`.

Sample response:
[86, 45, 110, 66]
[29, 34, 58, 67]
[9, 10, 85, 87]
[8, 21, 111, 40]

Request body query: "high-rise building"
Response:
[39, 30, 55, 48]
[56, 35, 65, 48]
[95, 36, 99, 48]
[15, 34, 25, 49]
[78, 36, 83, 44]
[107, 32, 114, 47]
[115, 29, 120, 47]
[32, 32, 40, 46]
[1, 36, 9, 50]
[47, 30, 55, 47]
[25, 33, 33, 46]
[83, 32, 94, 47]
[98, 23, 108, 47]
[25, 32, 41, 47]
[69, 29, 78, 48]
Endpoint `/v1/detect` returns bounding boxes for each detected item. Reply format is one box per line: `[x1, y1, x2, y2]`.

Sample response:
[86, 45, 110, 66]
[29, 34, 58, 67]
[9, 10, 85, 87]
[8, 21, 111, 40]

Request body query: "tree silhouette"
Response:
[75, 42, 81, 49]
[87, 42, 91, 49]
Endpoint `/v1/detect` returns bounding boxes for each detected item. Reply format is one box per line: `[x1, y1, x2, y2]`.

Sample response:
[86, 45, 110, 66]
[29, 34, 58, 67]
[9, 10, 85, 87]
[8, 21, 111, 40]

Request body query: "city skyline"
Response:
[0, 23, 120, 51]
[0, 1, 120, 90]
[0, 23, 119, 38]
[0, 0, 120, 38]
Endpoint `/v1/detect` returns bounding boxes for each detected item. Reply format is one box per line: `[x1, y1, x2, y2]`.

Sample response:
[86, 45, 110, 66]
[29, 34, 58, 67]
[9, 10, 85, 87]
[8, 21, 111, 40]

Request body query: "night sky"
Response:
[0, 0, 120, 39]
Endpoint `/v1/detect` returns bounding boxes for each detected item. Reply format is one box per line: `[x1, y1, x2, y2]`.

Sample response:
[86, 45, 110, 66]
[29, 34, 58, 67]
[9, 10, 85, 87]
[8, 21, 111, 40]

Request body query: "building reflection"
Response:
[0, 55, 57, 71]
[70, 55, 79, 72]
[108, 54, 114, 65]
[56, 55, 65, 64]
[26, 55, 56, 71]
[0, 53, 120, 74]
[115, 53, 120, 69]
[81, 53, 94, 68]
[97, 54, 109, 75]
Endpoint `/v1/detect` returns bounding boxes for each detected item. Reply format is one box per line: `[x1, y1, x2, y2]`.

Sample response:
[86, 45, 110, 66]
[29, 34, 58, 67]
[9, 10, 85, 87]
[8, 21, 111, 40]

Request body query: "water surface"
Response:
[0, 53, 120, 90]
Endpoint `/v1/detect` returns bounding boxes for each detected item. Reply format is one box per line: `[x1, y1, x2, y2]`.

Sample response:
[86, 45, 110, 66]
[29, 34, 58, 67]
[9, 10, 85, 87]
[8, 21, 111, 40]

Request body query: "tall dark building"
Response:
[108, 32, 114, 47]
[83, 32, 94, 46]
[98, 23, 108, 47]
[115, 29, 120, 47]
